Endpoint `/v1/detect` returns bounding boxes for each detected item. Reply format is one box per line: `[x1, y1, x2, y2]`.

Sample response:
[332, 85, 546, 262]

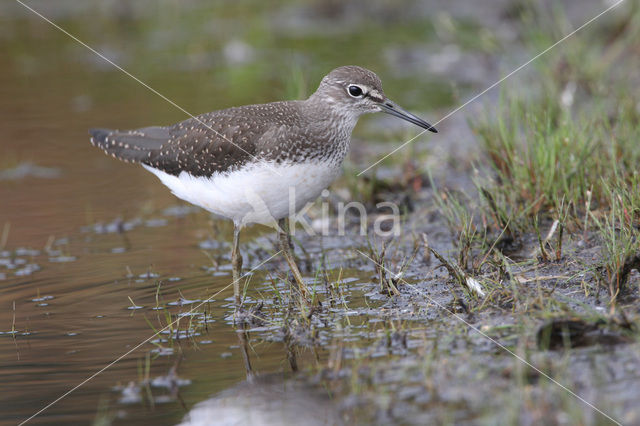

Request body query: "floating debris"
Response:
[199, 239, 227, 250]
[145, 218, 168, 227]
[127, 304, 144, 310]
[151, 373, 191, 389]
[1, 258, 27, 269]
[159, 329, 200, 339]
[168, 297, 201, 306]
[150, 347, 174, 356]
[163, 205, 199, 217]
[177, 311, 205, 318]
[139, 271, 160, 279]
[0, 162, 61, 180]
[84, 218, 142, 234]
[116, 382, 142, 405]
[15, 248, 40, 257]
[49, 255, 76, 263]
[14, 263, 40, 276]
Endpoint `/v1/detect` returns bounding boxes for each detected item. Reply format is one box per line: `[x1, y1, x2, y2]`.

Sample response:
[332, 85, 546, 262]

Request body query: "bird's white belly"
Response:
[143, 161, 341, 227]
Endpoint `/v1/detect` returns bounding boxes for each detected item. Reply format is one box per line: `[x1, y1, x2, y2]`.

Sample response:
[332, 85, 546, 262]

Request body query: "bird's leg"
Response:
[231, 224, 243, 307]
[285, 224, 308, 272]
[278, 218, 309, 297]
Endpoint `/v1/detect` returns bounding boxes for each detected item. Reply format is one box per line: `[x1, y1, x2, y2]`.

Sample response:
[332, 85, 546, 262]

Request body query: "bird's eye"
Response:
[348, 85, 363, 97]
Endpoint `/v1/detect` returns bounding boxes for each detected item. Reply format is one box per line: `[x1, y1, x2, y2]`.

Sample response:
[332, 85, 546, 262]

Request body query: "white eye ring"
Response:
[347, 85, 364, 98]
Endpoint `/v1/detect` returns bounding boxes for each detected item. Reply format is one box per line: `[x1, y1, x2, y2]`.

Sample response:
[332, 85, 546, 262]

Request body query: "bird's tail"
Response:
[89, 127, 170, 164]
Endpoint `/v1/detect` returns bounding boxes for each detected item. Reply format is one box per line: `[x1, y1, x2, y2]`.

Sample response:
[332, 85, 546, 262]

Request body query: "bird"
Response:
[89, 65, 437, 308]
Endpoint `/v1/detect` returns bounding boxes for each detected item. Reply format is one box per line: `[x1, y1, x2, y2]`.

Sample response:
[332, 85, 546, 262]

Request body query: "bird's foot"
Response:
[232, 301, 265, 326]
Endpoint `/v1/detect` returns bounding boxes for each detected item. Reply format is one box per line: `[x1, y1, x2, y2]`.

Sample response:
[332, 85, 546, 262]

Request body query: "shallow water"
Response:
[0, 2, 457, 424]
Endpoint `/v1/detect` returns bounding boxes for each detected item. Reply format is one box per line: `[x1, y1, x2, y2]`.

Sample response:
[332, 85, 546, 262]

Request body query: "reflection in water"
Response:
[180, 330, 340, 426]
[237, 326, 254, 382]
[283, 325, 299, 373]
[179, 375, 342, 426]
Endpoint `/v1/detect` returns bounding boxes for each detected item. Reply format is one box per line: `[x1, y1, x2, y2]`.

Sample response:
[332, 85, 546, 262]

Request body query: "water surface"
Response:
[1, 2, 453, 424]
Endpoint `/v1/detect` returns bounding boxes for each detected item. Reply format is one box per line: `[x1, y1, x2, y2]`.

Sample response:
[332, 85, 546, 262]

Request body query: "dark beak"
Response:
[379, 100, 437, 133]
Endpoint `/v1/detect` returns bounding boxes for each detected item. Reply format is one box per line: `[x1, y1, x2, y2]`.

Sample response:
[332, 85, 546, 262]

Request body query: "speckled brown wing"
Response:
[90, 112, 271, 177]
[143, 113, 265, 177]
[90, 101, 312, 177]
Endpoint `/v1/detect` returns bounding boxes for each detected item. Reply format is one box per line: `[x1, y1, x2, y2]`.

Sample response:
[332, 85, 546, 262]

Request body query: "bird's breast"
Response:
[143, 159, 343, 227]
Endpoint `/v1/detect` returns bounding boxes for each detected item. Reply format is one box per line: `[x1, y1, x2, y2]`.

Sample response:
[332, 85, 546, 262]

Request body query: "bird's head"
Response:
[311, 65, 437, 133]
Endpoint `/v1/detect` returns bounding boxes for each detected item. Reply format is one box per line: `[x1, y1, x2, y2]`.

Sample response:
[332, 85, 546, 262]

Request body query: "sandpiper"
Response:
[90, 65, 436, 306]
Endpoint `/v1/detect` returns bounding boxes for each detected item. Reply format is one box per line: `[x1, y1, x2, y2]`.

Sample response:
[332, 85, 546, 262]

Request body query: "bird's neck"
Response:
[303, 95, 360, 139]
